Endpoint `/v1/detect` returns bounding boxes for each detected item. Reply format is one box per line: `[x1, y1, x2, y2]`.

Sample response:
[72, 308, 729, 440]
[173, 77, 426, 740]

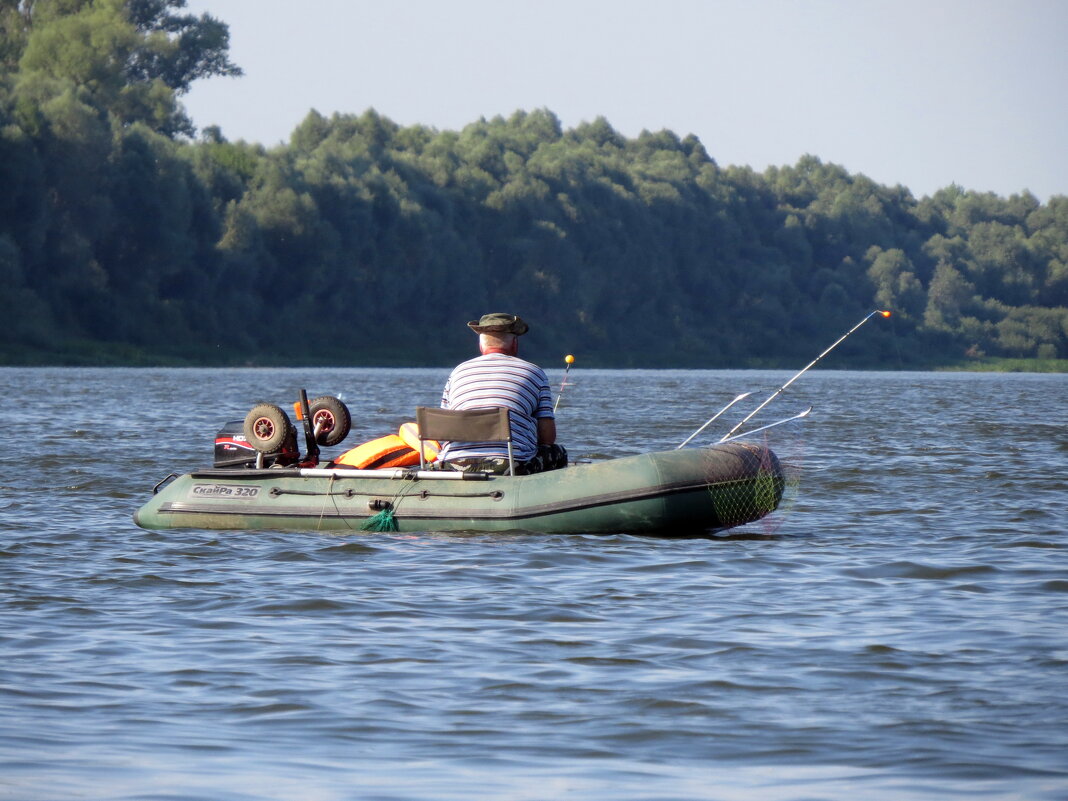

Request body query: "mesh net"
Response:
[706, 420, 806, 536]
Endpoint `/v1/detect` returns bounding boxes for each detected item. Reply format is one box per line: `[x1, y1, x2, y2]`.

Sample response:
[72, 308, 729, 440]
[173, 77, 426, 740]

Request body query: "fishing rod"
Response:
[553, 354, 575, 412]
[718, 406, 812, 444]
[717, 309, 891, 443]
[676, 392, 752, 449]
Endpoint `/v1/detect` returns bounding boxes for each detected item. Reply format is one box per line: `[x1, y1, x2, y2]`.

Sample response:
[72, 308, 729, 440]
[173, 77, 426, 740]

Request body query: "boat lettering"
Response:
[191, 484, 260, 498]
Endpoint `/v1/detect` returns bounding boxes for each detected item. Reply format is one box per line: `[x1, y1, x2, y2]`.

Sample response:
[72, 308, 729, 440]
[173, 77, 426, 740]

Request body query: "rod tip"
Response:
[564, 354, 575, 364]
[879, 310, 891, 317]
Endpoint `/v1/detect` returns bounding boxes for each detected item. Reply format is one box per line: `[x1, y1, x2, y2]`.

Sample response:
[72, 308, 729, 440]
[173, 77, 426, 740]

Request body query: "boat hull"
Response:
[133, 442, 784, 535]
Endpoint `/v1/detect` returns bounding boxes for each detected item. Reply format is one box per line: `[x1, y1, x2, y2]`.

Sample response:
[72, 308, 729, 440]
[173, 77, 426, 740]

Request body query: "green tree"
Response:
[866, 246, 924, 319]
[125, 0, 241, 93]
[924, 262, 975, 331]
[14, 0, 239, 136]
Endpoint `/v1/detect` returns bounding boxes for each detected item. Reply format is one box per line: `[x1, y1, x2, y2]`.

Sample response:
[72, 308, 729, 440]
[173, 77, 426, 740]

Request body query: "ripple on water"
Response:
[2, 368, 1067, 800]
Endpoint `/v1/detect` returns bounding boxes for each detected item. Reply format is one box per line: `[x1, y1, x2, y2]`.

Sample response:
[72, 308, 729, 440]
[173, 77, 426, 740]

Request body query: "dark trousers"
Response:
[444, 444, 569, 475]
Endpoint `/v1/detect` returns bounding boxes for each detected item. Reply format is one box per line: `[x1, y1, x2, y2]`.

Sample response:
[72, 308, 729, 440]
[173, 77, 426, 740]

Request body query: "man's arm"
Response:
[537, 417, 556, 445]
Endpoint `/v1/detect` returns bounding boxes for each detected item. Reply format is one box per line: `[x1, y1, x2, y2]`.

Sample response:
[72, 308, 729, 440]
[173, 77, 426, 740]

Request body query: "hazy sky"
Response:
[181, 0, 1068, 201]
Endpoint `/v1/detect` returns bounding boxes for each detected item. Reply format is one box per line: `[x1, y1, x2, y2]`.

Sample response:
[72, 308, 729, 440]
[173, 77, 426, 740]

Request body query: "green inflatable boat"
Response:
[133, 441, 784, 536]
[133, 390, 786, 536]
[132, 309, 896, 537]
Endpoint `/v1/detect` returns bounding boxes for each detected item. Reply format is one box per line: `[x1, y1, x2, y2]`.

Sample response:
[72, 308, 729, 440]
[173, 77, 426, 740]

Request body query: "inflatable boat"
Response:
[134, 311, 896, 536]
[133, 440, 784, 535]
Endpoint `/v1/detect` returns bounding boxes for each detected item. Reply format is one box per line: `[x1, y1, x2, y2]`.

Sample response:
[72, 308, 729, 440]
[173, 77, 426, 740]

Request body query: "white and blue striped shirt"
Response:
[439, 353, 554, 462]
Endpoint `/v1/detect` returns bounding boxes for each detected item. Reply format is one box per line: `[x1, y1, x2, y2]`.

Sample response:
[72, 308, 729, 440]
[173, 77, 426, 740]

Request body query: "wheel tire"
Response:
[308, 396, 351, 447]
[243, 403, 294, 453]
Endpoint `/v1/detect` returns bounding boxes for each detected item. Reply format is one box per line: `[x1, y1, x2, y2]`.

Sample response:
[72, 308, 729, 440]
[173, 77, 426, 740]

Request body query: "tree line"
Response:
[2, 0, 1067, 368]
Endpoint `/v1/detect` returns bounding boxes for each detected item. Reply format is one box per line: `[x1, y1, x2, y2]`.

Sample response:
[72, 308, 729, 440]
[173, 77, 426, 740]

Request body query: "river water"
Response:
[1, 367, 1066, 801]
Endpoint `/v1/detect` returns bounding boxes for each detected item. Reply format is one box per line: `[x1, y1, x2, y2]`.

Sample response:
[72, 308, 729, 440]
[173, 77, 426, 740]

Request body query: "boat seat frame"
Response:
[415, 406, 515, 476]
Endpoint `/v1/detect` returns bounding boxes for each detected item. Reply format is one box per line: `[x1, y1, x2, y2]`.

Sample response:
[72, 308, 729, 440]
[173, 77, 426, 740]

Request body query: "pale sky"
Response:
[181, 0, 1068, 201]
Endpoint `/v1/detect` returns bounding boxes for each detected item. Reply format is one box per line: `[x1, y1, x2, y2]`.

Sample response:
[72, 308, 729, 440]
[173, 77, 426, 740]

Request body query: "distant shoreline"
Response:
[2, 347, 1065, 373]
[931, 358, 1068, 374]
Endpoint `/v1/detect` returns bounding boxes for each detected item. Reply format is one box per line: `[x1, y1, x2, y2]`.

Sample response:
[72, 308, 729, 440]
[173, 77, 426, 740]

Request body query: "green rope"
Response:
[361, 507, 399, 532]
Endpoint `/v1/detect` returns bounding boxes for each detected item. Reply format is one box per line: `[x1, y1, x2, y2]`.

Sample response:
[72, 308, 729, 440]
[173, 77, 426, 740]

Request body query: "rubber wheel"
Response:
[308, 396, 351, 447]
[243, 403, 294, 453]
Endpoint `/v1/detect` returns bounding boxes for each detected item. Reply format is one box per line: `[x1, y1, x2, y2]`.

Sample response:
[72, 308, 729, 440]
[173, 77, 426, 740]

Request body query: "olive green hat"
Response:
[467, 312, 529, 335]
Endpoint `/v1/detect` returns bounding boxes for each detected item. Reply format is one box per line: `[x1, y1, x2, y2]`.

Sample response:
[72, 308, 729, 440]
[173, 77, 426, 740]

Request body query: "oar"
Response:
[553, 354, 575, 412]
[676, 392, 752, 449]
[718, 310, 891, 443]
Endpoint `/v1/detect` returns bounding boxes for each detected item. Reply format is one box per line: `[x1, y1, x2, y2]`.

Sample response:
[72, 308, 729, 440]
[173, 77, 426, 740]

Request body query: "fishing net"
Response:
[706, 421, 806, 536]
[361, 505, 399, 532]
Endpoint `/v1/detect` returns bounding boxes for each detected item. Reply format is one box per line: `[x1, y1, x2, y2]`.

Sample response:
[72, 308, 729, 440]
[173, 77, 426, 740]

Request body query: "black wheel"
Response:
[308, 396, 351, 447]
[243, 403, 294, 453]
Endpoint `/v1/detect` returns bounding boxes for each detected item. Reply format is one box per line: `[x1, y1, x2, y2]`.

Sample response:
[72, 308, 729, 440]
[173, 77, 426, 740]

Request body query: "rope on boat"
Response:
[301, 472, 503, 532]
[270, 487, 503, 499]
[285, 474, 507, 532]
[315, 472, 335, 531]
[360, 473, 423, 532]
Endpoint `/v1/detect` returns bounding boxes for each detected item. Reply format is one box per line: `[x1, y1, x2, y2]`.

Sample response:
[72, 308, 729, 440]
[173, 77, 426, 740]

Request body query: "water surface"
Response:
[1, 367, 1066, 800]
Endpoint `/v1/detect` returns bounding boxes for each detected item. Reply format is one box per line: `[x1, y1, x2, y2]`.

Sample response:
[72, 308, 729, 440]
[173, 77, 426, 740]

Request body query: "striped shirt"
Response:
[439, 353, 554, 462]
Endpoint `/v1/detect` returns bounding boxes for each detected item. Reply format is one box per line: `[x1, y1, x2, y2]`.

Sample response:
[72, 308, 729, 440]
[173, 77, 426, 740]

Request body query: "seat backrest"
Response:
[415, 406, 514, 474]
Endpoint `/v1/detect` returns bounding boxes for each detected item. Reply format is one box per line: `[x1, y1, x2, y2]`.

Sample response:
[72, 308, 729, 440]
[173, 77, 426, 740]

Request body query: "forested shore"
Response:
[2, 1, 1067, 370]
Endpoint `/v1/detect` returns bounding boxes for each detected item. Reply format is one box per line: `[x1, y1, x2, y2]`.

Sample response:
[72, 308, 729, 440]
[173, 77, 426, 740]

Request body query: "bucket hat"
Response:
[467, 313, 529, 335]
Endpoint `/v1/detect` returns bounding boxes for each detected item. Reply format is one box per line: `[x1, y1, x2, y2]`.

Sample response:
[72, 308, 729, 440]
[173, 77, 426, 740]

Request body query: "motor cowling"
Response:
[214, 421, 258, 467]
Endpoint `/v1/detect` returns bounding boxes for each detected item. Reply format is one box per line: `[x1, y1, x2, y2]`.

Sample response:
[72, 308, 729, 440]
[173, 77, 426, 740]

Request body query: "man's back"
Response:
[440, 353, 552, 462]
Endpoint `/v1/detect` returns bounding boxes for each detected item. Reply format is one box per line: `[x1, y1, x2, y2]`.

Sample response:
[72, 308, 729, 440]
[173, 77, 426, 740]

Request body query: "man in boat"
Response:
[438, 313, 568, 475]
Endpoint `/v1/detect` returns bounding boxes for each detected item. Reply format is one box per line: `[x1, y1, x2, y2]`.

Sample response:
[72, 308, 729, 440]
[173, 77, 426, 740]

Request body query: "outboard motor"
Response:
[214, 421, 258, 467]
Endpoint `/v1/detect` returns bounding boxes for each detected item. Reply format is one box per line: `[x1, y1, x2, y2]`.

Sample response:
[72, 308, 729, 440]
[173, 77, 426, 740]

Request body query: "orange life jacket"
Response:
[333, 434, 420, 469]
[398, 421, 440, 463]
